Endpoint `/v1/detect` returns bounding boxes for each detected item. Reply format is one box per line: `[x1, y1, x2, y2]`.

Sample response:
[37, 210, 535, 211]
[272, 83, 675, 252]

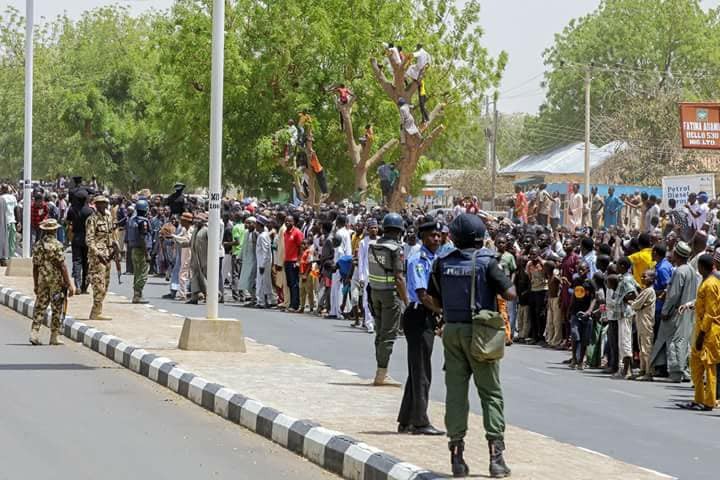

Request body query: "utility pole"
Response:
[22, 0, 33, 258]
[205, 0, 225, 320]
[485, 96, 492, 170]
[584, 65, 591, 201]
[491, 94, 499, 210]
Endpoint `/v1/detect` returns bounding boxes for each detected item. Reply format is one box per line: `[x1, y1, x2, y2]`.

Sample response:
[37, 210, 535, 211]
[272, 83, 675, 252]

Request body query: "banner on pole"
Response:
[679, 102, 720, 149]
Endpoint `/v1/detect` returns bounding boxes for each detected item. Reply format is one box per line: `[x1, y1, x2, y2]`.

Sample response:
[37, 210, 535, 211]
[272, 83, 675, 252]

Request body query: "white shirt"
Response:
[414, 48, 431, 71]
[358, 236, 377, 283]
[569, 193, 583, 227]
[691, 202, 709, 231]
[2, 194, 17, 224]
[334, 226, 352, 261]
[399, 104, 419, 135]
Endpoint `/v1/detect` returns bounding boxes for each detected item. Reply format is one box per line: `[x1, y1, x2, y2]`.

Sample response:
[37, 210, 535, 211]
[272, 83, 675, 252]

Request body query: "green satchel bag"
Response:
[469, 251, 506, 362]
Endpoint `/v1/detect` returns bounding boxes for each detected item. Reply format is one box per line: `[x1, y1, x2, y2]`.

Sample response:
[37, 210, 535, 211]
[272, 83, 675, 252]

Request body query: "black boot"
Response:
[162, 290, 177, 299]
[488, 439, 511, 478]
[449, 440, 469, 478]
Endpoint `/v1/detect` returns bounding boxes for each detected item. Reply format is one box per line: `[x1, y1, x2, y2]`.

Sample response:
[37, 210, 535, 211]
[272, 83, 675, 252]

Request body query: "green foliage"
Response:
[0, 0, 503, 197]
[524, 0, 720, 168]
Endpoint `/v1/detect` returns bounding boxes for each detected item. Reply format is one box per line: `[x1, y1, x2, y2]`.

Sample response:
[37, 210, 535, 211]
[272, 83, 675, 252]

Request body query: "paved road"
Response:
[0, 305, 335, 480]
[105, 274, 720, 479]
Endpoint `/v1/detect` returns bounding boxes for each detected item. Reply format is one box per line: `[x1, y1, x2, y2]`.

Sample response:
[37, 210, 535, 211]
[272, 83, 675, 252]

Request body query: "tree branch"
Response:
[419, 125, 445, 155]
[367, 139, 399, 169]
[370, 58, 396, 99]
[427, 102, 446, 126]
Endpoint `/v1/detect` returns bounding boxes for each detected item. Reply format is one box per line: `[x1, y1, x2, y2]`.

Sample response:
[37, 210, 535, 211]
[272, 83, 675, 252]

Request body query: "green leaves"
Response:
[0, 0, 501, 197]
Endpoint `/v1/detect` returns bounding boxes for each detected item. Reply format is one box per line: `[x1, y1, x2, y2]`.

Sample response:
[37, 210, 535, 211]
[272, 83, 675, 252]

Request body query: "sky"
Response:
[3, 0, 720, 114]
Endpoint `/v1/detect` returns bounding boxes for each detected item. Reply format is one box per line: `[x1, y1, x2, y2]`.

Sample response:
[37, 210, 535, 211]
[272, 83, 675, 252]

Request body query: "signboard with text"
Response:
[662, 174, 715, 208]
[679, 102, 720, 149]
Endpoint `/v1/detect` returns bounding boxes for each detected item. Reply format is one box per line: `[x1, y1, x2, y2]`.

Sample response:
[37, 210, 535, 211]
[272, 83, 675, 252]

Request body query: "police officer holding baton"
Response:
[429, 213, 516, 478]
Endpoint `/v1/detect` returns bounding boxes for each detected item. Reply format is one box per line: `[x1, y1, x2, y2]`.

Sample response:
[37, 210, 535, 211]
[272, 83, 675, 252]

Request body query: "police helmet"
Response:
[449, 213, 486, 247]
[382, 212, 405, 233]
[135, 199, 149, 213]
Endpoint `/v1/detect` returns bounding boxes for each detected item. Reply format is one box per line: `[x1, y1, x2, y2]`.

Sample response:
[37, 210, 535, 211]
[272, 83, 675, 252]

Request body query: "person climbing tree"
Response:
[359, 124, 374, 146]
[309, 146, 329, 195]
[328, 84, 354, 131]
[418, 79, 429, 124]
[406, 44, 431, 83]
[398, 97, 420, 144]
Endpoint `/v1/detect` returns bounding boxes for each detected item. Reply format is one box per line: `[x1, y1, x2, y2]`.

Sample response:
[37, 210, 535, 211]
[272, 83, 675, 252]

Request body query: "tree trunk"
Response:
[370, 57, 445, 210]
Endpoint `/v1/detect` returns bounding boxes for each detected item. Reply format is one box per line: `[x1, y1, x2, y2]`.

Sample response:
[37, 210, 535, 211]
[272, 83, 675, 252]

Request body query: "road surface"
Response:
[0, 305, 336, 480]
[107, 274, 720, 479]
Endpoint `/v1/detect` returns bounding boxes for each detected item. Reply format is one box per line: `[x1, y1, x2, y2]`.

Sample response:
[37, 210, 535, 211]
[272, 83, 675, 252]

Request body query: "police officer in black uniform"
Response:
[397, 217, 444, 435]
[429, 213, 516, 478]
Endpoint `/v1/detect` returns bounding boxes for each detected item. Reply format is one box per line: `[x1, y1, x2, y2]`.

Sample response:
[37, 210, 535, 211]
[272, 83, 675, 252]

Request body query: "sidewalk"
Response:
[0, 270, 671, 480]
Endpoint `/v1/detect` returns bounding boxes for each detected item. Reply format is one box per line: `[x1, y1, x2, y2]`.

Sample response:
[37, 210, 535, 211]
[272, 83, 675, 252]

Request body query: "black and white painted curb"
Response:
[0, 285, 439, 480]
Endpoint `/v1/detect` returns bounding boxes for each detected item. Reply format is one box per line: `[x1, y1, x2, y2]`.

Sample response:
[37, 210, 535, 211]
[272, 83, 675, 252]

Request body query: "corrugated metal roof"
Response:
[499, 141, 626, 176]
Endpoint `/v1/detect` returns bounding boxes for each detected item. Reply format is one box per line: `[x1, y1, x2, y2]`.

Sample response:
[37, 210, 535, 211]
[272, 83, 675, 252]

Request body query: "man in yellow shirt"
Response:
[678, 253, 720, 411]
[629, 233, 655, 284]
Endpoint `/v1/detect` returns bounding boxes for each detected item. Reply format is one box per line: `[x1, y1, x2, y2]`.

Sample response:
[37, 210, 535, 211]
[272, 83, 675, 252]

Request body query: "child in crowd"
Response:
[544, 261, 563, 348]
[298, 239, 315, 313]
[615, 257, 640, 379]
[632, 269, 657, 381]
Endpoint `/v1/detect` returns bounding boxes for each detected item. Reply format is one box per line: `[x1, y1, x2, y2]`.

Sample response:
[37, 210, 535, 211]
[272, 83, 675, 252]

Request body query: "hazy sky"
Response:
[3, 0, 720, 114]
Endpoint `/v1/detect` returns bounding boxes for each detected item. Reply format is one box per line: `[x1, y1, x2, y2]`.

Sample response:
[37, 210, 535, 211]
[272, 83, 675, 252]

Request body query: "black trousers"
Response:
[606, 321, 619, 372]
[285, 262, 300, 310]
[397, 304, 435, 427]
[71, 244, 89, 292]
[419, 94, 429, 123]
[528, 290, 547, 341]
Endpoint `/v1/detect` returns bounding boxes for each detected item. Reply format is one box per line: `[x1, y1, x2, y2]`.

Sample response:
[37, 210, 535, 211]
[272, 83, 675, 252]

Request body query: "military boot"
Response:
[49, 331, 64, 346]
[132, 291, 149, 304]
[29, 326, 41, 346]
[449, 440, 469, 478]
[89, 304, 112, 321]
[373, 368, 401, 386]
[488, 439, 511, 478]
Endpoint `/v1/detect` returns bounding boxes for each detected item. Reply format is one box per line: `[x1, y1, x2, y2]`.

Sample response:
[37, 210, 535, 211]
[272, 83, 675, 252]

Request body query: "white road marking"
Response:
[577, 447, 610, 459]
[338, 369, 358, 376]
[158, 309, 168, 313]
[246, 337, 256, 342]
[109, 292, 116, 295]
[172, 313, 183, 318]
[527, 367, 558, 376]
[608, 389, 643, 399]
[288, 352, 301, 357]
[637, 466, 676, 479]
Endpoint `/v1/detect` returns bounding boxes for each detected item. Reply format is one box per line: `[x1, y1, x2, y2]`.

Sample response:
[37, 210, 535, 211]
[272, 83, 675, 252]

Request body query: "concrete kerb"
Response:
[0, 285, 439, 480]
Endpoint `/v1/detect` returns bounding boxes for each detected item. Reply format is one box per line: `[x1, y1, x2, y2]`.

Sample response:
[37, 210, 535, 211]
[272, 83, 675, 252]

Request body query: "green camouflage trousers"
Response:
[33, 286, 64, 333]
[131, 248, 149, 294]
[89, 255, 110, 308]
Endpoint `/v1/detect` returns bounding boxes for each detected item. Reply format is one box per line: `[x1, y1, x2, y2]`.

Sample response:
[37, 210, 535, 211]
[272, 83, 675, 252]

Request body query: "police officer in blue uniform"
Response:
[397, 218, 444, 436]
[127, 199, 152, 304]
[429, 213, 516, 478]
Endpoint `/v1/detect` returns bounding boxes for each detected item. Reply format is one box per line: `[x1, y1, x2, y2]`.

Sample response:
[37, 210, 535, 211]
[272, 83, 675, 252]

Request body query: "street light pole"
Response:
[22, 0, 33, 258]
[206, 0, 225, 320]
[584, 65, 591, 200]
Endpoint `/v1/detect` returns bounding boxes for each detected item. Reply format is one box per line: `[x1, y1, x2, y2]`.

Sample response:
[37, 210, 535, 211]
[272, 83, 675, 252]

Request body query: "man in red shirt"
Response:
[283, 214, 304, 312]
[31, 191, 49, 244]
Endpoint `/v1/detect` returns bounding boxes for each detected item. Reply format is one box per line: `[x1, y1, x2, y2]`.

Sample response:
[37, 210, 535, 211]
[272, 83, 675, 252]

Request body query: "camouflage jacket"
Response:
[32, 235, 64, 289]
[85, 211, 113, 258]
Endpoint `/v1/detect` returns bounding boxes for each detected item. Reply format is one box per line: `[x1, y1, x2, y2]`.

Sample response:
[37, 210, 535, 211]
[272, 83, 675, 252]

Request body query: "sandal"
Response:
[676, 402, 712, 411]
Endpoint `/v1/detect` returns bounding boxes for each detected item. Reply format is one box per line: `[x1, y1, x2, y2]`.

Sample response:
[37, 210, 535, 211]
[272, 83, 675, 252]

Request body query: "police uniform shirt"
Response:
[407, 245, 435, 304]
[429, 248, 512, 314]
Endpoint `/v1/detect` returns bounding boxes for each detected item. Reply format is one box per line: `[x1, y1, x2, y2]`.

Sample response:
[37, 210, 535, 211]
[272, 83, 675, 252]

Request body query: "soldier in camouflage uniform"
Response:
[86, 195, 114, 320]
[30, 219, 74, 345]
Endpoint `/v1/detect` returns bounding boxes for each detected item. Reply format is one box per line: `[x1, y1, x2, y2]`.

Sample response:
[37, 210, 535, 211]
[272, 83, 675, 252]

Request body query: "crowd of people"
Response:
[7, 175, 720, 475]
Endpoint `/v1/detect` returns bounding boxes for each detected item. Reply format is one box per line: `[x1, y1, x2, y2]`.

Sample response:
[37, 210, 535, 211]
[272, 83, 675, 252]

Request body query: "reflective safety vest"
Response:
[368, 238, 401, 291]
